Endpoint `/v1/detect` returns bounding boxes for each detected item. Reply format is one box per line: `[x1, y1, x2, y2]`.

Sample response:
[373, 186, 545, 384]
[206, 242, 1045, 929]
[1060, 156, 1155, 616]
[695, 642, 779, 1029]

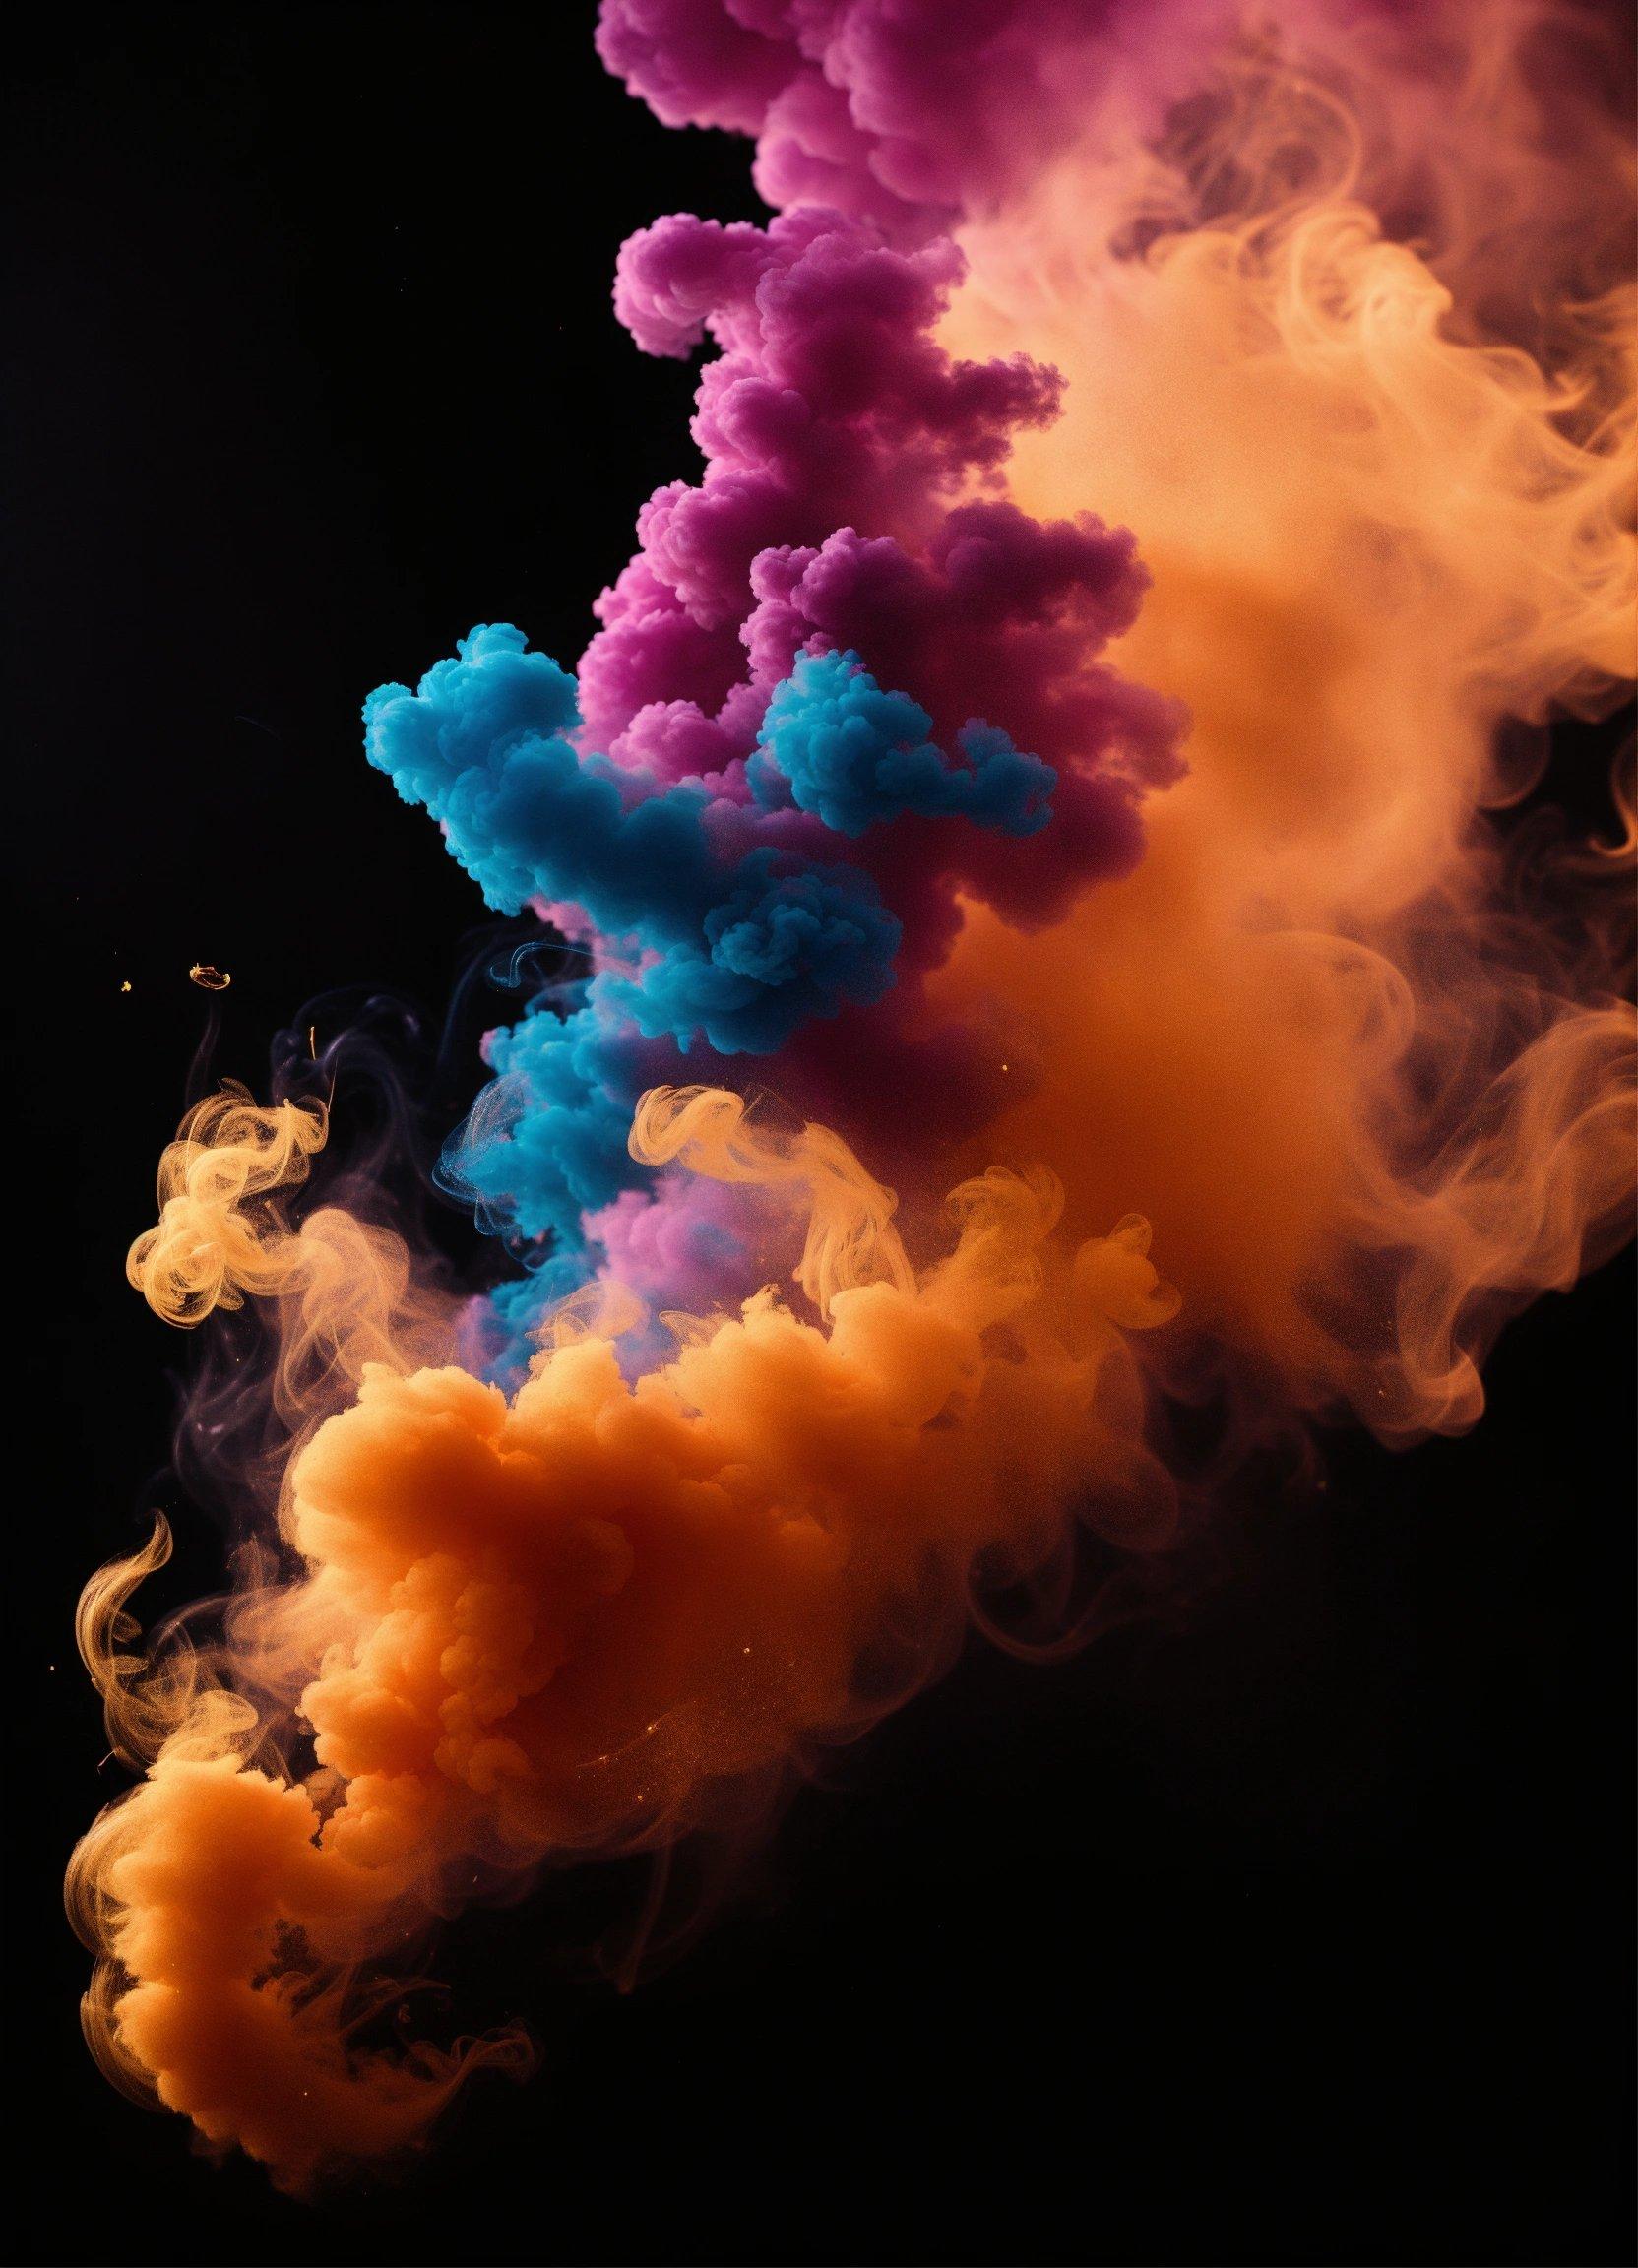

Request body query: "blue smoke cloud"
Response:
[602, 853, 900, 1055]
[364, 622, 727, 930]
[440, 998, 650, 1254]
[365, 623, 902, 1056]
[365, 624, 1054, 1381]
[749, 649, 1055, 839]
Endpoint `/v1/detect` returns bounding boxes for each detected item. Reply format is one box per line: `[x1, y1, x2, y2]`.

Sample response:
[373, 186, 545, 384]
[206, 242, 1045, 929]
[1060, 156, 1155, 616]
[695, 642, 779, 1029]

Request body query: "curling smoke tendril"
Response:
[71, 0, 1635, 2190]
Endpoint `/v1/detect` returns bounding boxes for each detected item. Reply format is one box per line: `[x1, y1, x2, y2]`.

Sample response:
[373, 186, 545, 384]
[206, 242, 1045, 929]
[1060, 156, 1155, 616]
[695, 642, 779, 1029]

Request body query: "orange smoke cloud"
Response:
[74, 1087, 1177, 2186]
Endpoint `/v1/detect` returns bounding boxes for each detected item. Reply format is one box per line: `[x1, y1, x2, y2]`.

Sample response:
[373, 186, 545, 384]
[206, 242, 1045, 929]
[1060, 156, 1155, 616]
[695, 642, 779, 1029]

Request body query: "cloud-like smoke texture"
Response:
[361, 185, 1178, 1365]
[72, 0, 1633, 2191]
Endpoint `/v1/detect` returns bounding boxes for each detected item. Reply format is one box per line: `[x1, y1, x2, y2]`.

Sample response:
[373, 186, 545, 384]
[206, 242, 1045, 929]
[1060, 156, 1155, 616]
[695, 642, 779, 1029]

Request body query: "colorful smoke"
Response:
[71, 0, 1634, 2191]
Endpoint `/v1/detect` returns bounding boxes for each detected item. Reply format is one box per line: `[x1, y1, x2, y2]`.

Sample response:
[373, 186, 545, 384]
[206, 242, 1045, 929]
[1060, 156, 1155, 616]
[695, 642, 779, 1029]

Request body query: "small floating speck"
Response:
[189, 963, 231, 991]
[119, 979, 132, 994]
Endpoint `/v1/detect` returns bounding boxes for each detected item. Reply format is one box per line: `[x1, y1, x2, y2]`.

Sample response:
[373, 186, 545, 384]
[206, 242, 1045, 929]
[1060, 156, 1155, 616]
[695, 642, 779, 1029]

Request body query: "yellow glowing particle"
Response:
[119, 980, 132, 994]
[188, 963, 231, 991]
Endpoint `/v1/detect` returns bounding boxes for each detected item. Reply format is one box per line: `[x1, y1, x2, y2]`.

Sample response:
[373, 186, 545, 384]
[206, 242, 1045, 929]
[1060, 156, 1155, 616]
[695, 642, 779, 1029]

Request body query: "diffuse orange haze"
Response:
[72, 0, 1634, 2194]
[936, 0, 1637, 1434]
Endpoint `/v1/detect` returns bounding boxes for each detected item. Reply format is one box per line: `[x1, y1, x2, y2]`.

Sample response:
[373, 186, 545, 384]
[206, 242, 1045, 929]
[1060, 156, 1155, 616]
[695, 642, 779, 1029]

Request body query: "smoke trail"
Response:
[72, 0, 1634, 2190]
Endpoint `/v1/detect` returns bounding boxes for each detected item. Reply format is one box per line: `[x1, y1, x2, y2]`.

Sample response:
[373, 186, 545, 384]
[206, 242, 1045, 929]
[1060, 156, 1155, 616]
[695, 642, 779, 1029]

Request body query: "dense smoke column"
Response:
[69, 0, 1634, 2191]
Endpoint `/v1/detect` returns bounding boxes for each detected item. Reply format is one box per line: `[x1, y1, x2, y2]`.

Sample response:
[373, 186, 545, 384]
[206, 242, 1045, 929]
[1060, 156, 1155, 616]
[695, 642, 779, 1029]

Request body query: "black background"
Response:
[7, 7, 1634, 2264]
